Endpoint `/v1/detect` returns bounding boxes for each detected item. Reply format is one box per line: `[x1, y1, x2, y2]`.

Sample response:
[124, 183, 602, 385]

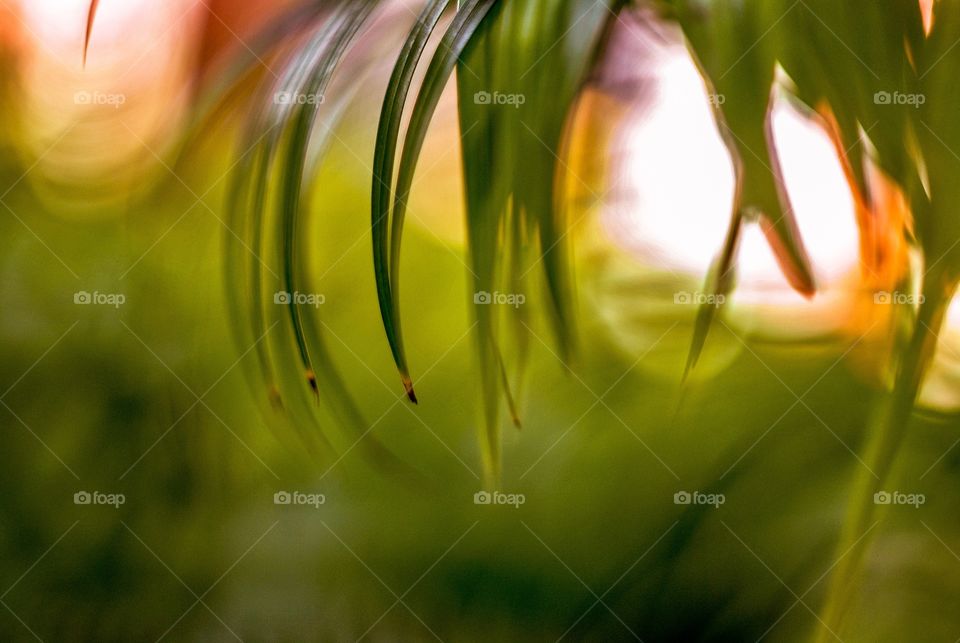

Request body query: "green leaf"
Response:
[682, 215, 741, 380]
[455, 0, 621, 483]
[391, 0, 499, 396]
[278, 0, 376, 398]
[670, 0, 815, 380]
[223, 2, 417, 473]
[226, 12, 345, 412]
[372, 0, 455, 404]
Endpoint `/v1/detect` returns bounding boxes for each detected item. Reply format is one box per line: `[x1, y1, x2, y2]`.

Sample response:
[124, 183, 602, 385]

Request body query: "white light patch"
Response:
[608, 46, 860, 305]
[606, 46, 734, 276]
[20, 0, 161, 59]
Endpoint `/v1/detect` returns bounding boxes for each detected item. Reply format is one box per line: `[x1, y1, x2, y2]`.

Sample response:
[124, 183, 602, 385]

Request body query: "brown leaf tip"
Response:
[402, 375, 418, 404]
[268, 385, 283, 410]
[83, 0, 100, 68]
[306, 369, 319, 403]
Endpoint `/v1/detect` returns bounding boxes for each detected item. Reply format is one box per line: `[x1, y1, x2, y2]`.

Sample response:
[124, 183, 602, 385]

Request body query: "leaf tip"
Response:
[306, 369, 319, 403]
[268, 385, 283, 410]
[83, 0, 100, 68]
[402, 374, 418, 404]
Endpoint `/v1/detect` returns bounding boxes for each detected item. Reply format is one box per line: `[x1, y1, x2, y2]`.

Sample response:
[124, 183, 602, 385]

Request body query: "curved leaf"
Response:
[372, 0, 455, 403]
[279, 0, 376, 398]
[83, 0, 100, 66]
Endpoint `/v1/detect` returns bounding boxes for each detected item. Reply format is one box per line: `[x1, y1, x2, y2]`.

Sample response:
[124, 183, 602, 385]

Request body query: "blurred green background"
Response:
[3, 93, 960, 643]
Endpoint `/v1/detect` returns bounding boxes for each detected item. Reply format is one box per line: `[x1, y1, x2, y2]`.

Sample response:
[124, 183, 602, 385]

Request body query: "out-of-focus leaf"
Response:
[670, 0, 816, 296]
[226, 10, 345, 414]
[278, 0, 376, 398]
[456, 0, 622, 482]
[83, 0, 100, 66]
[918, 0, 960, 275]
[667, 0, 814, 379]
[224, 1, 417, 475]
[813, 272, 956, 643]
[682, 216, 740, 380]
[781, 0, 924, 204]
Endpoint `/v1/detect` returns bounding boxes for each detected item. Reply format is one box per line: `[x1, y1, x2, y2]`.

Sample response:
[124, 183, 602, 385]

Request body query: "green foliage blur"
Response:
[2, 110, 959, 641]
[3, 2, 960, 641]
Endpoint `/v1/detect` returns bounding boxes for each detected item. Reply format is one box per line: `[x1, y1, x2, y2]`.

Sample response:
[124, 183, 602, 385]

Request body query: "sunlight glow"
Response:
[15, 0, 202, 212]
[604, 44, 862, 339]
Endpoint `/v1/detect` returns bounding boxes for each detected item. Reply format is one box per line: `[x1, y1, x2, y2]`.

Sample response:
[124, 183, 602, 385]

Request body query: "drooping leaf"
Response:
[223, 1, 418, 475]
[83, 0, 100, 66]
[278, 0, 377, 398]
[682, 215, 741, 380]
[668, 0, 815, 380]
[226, 11, 344, 414]
[781, 0, 924, 205]
[671, 0, 816, 295]
[372, 0, 455, 404]
[455, 0, 622, 483]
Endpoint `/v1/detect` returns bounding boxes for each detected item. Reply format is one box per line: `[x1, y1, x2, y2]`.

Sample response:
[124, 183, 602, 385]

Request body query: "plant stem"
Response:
[812, 271, 953, 643]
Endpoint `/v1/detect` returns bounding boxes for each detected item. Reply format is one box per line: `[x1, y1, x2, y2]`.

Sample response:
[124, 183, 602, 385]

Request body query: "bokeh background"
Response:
[2, 1, 960, 641]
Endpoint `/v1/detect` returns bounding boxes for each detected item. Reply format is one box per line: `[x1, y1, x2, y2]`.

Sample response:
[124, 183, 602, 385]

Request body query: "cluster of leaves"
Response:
[663, 1, 960, 639]
[373, 0, 624, 481]
[163, 0, 629, 485]
[82, 0, 960, 635]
